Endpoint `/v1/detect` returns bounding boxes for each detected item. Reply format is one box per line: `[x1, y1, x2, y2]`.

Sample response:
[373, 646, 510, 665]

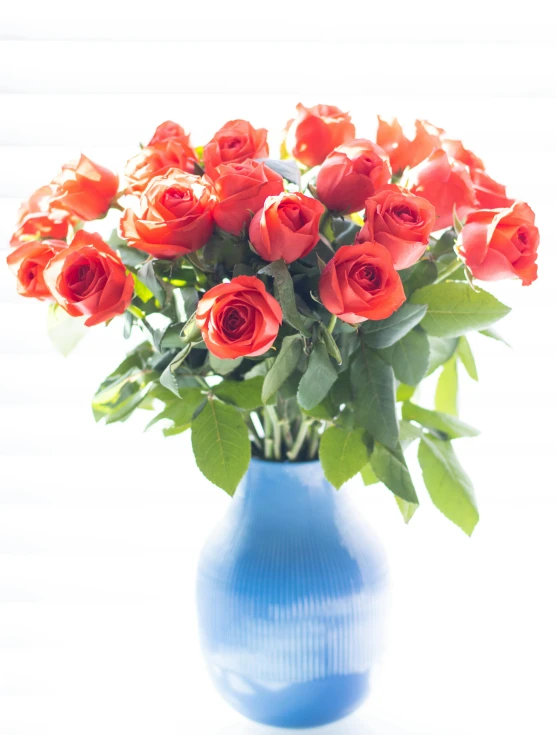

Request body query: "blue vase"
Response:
[196, 459, 388, 729]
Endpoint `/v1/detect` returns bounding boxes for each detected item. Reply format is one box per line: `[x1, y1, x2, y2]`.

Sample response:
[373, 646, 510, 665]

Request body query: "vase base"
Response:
[208, 668, 371, 729]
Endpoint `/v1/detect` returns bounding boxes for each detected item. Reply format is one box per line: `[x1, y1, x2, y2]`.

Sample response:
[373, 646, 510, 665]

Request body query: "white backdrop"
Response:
[1, 5, 556, 733]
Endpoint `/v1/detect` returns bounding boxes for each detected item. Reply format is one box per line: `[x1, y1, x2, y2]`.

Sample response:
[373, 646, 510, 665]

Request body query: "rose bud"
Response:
[377, 117, 443, 173]
[124, 132, 198, 194]
[470, 169, 514, 210]
[148, 121, 186, 145]
[120, 168, 217, 260]
[43, 231, 134, 326]
[10, 185, 72, 248]
[441, 139, 485, 171]
[356, 185, 436, 270]
[408, 149, 478, 231]
[249, 191, 325, 263]
[196, 275, 282, 359]
[49, 154, 119, 221]
[316, 139, 392, 214]
[6, 239, 66, 300]
[319, 241, 406, 324]
[203, 120, 269, 180]
[213, 160, 284, 236]
[285, 103, 356, 167]
[458, 202, 539, 286]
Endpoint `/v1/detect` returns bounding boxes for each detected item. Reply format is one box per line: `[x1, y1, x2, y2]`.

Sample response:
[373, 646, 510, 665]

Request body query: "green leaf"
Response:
[145, 387, 204, 435]
[320, 324, 342, 364]
[399, 259, 438, 296]
[191, 398, 251, 495]
[137, 261, 166, 306]
[116, 244, 149, 268]
[457, 336, 478, 380]
[361, 462, 379, 486]
[379, 327, 429, 386]
[479, 328, 511, 347]
[297, 341, 338, 410]
[209, 353, 243, 376]
[212, 377, 264, 410]
[361, 303, 428, 349]
[259, 259, 311, 336]
[319, 427, 369, 489]
[255, 158, 301, 187]
[262, 335, 303, 404]
[402, 402, 479, 439]
[159, 323, 186, 349]
[396, 383, 415, 402]
[435, 355, 458, 416]
[47, 304, 87, 357]
[427, 336, 459, 375]
[370, 442, 419, 503]
[160, 345, 192, 397]
[418, 435, 479, 536]
[394, 496, 419, 524]
[399, 419, 423, 449]
[411, 282, 511, 338]
[351, 340, 398, 450]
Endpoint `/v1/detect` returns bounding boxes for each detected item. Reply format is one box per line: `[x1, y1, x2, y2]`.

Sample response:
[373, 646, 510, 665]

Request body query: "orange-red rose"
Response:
[213, 160, 284, 235]
[470, 169, 514, 210]
[285, 103, 356, 167]
[356, 185, 436, 269]
[377, 117, 443, 173]
[316, 139, 391, 214]
[196, 275, 282, 359]
[458, 202, 539, 286]
[441, 139, 485, 171]
[49, 155, 119, 221]
[124, 122, 198, 194]
[43, 231, 134, 326]
[249, 191, 325, 263]
[203, 120, 269, 180]
[408, 149, 478, 231]
[10, 185, 72, 248]
[120, 168, 217, 260]
[319, 241, 406, 324]
[6, 239, 66, 300]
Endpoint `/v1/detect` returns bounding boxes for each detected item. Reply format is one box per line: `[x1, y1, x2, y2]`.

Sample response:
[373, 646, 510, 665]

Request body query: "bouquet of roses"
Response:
[7, 104, 539, 535]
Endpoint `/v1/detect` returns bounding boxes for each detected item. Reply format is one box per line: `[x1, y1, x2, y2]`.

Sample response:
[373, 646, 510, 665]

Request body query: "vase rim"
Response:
[250, 457, 320, 468]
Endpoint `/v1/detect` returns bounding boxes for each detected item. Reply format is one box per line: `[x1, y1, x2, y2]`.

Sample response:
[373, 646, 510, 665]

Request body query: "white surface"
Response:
[1, 6, 556, 734]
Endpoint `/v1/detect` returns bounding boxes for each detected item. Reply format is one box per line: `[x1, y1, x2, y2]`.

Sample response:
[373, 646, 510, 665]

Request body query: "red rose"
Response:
[203, 120, 269, 180]
[377, 117, 443, 173]
[196, 275, 282, 359]
[124, 134, 198, 195]
[43, 231, 134, 326]
[120, 168, 216, 260]
[458, 202, 539, 286]
[6, 239, 66, 300]
[356, 185, 436, 269]
[49, 155, 119, 220]
[316, 139, 392, 214]
[148, 121, 186, 145]
[408, 149, 478, 230]
[319, 241, 406, 324]
[441, 139, 485, 171]
[470, 169, 514, 210]
[213, 160, 284, 235]
[10, 185, 72, 248]
[285, 103, 356, 167]
[249, 191, 325, 263]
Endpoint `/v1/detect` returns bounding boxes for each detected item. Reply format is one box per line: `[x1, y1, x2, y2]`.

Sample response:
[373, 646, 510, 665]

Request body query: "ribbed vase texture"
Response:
[196, 459, 388, 728]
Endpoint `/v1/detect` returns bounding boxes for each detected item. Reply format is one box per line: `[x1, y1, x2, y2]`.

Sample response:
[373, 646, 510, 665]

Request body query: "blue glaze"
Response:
[196, 459, 388, 728]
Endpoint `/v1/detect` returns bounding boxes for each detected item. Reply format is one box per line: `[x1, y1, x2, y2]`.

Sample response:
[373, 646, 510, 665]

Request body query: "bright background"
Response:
[1, 4, 555, 733]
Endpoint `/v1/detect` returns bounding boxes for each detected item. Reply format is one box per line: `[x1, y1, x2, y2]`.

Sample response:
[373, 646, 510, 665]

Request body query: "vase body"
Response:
[196, 459, 388, 729]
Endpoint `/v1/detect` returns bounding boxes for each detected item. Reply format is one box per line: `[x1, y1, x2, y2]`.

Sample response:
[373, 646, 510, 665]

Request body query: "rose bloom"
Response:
[43, 231, 134, 326]
[6, 239, 66, 300]
[316, 139, 392, 214]
[213, 160, 284, 235]
[10, 185, 72, 248]
[285, 103, 356, 167]
[470, 169, 514, 210]
[319, 241, 406, 324]
[196, 275, 282, 359]
[377, 117, 443, 173]
[356, 185, 436, 270]
[249, 191, 325, 263]
[120, 168, 217, 260]
[441, 139, 485, 171]
[49, 154, 119, 220]
[408, 149, 478, 231]
[458, 202, 539, 286]
[124, 121, 198, 194]
[203, 120, 269, 180]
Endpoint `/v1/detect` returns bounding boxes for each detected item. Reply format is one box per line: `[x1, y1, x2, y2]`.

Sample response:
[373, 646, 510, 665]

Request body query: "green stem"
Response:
[246, 414, 263, 451]
[434, 257, 463, 284]
[287, 421, 310, 461]
[308, 424, 321, 459]
[327, 314, 337, 334]
[265, 405, 282, 460]
[263, 409, 273, 459]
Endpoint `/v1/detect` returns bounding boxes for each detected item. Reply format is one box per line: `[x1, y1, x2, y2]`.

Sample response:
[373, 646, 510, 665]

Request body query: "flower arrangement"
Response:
[7, 105, 539, 535]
